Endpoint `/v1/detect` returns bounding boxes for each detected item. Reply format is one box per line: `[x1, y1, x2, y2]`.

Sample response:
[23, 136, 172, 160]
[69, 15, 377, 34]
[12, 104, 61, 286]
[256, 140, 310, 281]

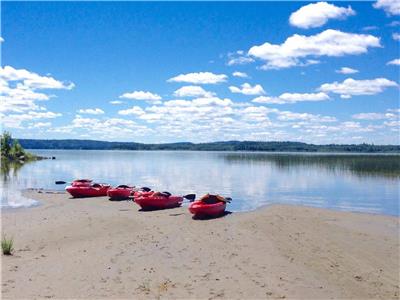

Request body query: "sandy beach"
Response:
[1, 190, 399, 299]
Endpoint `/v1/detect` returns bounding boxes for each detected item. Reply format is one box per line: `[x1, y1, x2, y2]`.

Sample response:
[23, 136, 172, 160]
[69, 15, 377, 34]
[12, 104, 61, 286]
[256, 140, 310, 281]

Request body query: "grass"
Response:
[2, 235, 14, 255]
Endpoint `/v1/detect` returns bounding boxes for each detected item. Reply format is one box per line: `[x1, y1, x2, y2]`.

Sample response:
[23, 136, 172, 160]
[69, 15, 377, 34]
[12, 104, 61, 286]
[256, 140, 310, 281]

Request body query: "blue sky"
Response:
[1, 1, 399, 144]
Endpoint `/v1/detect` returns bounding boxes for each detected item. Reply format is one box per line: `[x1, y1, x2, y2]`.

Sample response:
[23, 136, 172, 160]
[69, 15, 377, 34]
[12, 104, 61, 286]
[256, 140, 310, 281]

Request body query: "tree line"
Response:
[15, 138, 400, 153]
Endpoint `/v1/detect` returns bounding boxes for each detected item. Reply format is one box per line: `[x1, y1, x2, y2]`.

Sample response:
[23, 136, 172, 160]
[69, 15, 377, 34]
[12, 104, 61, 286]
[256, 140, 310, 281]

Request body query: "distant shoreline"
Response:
[18, 139, 400, 153]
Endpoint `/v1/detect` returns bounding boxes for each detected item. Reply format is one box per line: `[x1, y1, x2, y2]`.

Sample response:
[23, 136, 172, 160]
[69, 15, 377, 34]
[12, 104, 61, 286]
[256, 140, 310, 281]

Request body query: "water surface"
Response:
[1, 150, 399, 216]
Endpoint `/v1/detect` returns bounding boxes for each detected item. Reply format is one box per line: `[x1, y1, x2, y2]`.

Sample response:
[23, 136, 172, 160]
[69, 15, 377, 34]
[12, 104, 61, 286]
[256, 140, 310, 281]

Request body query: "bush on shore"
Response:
[1, 131, 37, 161]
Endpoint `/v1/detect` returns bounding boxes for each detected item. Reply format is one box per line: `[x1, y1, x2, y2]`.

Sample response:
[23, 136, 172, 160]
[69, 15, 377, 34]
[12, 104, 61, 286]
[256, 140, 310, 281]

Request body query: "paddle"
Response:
[224, 197, 233, 203]
[155, 192, 196, 201]
[55, 180, 68, 185]
[183, 194, 196, 201]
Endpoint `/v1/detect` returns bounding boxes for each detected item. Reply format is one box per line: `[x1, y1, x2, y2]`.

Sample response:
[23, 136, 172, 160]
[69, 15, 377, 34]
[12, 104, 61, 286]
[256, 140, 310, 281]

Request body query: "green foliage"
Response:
[1, 131, 38, 162]
[1, 131, 12, 159]
[1, 236, 14, 255]
[16, 139, 400, 153]
[10, 139, 25, 158]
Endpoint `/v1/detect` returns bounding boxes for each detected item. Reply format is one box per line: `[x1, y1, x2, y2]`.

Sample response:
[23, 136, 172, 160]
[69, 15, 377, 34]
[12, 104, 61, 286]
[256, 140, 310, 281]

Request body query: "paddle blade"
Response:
[183, 194, 196, 201]
[225, 197, 232, 203]
[55, 181, 67, 185]
[141, 187, 151, 192]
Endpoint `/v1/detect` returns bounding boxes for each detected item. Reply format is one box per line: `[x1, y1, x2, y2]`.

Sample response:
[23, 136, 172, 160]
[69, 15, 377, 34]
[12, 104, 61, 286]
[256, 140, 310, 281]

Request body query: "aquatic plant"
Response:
[1, 235, 14, 255]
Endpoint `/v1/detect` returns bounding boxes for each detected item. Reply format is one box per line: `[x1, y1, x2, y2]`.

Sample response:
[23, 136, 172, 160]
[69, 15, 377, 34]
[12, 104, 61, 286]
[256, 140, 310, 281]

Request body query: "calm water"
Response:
[1, 150, 399, 216]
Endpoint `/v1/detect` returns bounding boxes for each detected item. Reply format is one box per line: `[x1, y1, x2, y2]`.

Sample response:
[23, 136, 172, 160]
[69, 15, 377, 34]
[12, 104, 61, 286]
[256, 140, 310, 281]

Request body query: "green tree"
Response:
[10, 140, 25, 159]
[1, 131, 12, 159]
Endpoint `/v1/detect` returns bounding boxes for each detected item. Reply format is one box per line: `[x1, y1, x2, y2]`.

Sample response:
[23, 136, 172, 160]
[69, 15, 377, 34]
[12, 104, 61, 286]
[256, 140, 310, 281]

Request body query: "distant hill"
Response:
[17, 139, 400, 153]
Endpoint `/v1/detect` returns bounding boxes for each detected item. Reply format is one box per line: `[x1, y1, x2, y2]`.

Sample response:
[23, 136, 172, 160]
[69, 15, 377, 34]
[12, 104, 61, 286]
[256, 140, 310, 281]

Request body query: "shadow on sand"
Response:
[191, 210, 232, 221]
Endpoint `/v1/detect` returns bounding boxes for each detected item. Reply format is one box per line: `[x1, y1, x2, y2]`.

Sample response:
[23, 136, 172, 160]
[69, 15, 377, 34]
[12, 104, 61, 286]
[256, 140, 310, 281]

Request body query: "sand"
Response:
[1, 190, 399, 299]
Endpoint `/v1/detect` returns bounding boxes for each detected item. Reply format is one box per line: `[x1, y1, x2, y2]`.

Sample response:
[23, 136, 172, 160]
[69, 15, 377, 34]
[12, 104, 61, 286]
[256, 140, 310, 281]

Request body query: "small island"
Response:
[1, 131, 51, 164]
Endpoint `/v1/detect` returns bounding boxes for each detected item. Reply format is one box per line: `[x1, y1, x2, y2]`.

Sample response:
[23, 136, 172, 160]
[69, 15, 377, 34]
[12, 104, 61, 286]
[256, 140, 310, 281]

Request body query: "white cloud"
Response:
[118, 106, 145, 116]
[173, 85, 215, 98]
[0, 66, 73, 115]
[119, 90, 162, 101]
[163, 97, 233, 107]
[289, 2, 355, 29]
[336, 67, 359, 74]
[0, 37, 4, 43]
[59, 115, 153, 139]
[2, 111, 62, 128]
[373, 0, 400, 15]
[110, 100, 124, 105]
[352, 113, 386, 120]
[252, 92, 330, 104]
[392, 33, 400, 41]
[229, 83, 266, 95]
[387, 58, 400, 65]
[227, 51, 255, 66]
[232, 71, 249, 78]
[0, 66, 74, 90]
[319, 78, 398, 98]
[276, 111, 337, 122]
[388, 20, 400, 27]
[167, 72, 227, 84]
[384, 120, 400, 127]
[248, 29, 381, 70]
[32, 122, 52, 128]
[77, 108, 105, 115]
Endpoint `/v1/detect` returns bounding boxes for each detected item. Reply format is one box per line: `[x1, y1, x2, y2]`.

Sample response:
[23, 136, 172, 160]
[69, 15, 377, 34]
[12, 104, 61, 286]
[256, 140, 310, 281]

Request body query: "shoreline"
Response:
[2, 188, 399, 218]
[2, 190, 399, 299]
[28, 148, 400, 155]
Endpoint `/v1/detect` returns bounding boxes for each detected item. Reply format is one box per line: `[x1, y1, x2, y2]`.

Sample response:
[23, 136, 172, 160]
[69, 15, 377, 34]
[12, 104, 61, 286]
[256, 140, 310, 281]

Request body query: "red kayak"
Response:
[71, 179, 92, 187]
[66, 183, 111, 198]
[188, 194, 230, 218]
[107, 185, 134, 200]
[135, 192, 183, 210]
[132, 189, 154, 198]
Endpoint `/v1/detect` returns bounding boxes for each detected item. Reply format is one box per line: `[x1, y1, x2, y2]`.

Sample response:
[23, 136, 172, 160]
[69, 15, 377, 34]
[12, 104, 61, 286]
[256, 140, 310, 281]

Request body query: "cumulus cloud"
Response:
[392, 33, 400, 41]
[277, 111, 337, 122]
[2, 111, 62, 128]
[352, 113, 387, 120]
[289, 2, 355, 29]
[0, 65, 73, 117]
[248, 29, 381, 70]
[336, 67, 359, 74]
[387, 58, 400, 65]
[119, 90, 162, 101]
[77, 108, 105, 115]
[226, 51, 255, 66]
[167, 72, 227, 84]
[388, 20, 400, 27]
[32, 122, 52, 128]
[252, 92, 330, 104]
[118, 106, 145, 116]
[110, 100, 124, 105]
[373, 0, 400, 15]
[47, 115, 153, 138]
[229, 83, 266, 95]
[173, 86, 215, 98]
[0, 37, 4, 43]
[319, 78, 398, 98]
[1, 65, 74, 90]
[232, 71, 249, 78]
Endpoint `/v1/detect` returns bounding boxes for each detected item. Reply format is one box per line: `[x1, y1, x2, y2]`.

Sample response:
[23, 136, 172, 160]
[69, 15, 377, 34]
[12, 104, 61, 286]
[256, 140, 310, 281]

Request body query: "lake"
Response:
[1, 150, 399, 216]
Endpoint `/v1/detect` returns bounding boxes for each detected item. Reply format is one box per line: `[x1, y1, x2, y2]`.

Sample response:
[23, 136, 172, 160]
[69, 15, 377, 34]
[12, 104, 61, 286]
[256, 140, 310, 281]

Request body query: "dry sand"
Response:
[1, 190, 399, 299]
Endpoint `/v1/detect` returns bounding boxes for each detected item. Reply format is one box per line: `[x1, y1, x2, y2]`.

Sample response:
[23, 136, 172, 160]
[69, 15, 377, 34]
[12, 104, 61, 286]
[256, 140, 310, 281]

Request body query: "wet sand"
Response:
[1, 190, 399, 299]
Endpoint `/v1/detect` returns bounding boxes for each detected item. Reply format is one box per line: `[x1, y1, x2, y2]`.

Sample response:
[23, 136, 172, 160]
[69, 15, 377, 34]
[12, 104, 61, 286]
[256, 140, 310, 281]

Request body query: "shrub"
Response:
[2, 236, 14, 255]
